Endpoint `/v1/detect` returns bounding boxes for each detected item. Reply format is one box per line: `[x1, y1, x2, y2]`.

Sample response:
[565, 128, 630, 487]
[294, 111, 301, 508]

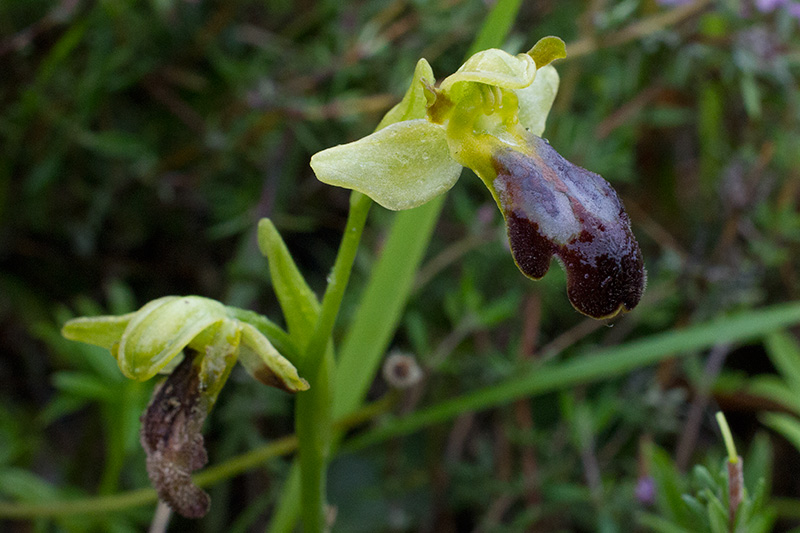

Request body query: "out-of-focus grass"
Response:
[1, 0, 800, 531]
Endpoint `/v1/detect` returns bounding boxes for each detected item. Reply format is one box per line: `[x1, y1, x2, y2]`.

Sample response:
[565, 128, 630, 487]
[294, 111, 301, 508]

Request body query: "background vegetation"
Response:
[1, 0, 800, 531]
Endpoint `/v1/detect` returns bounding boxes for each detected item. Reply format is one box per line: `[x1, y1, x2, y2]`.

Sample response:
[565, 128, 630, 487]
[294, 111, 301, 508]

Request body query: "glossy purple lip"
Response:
[492, 135, 645, 319]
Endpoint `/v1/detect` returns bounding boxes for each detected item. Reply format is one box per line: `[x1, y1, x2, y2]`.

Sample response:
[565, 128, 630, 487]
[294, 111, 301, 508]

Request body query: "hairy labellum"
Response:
[140, 350, 211, 518]
[492, 135, 645, 319]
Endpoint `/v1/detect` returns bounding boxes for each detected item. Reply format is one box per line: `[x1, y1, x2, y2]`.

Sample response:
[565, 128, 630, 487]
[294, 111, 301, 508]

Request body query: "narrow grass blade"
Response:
[344, 302, 800, 450]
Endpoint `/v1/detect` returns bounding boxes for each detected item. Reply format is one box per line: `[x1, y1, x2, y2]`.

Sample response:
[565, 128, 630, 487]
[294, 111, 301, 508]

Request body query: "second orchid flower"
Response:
[310, 37, 645, 319]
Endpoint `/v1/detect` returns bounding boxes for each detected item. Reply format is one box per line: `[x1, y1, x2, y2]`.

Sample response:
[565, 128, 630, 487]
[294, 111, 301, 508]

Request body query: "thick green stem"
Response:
[296, 351, 333, 532]
[303, 191, 372, 371]
[296, 191, 372, 532]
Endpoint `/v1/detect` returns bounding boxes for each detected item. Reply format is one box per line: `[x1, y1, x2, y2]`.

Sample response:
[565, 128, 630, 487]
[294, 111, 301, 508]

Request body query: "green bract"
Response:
[311, 37, 647, 319]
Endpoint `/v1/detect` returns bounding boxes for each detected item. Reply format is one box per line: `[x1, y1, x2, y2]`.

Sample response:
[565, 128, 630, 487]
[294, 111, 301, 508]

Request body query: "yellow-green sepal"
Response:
[61, 312, 135, 351]
[310, 119, 462, 210]
[238, 323, 310, 392]
[376, 58, 435, 131]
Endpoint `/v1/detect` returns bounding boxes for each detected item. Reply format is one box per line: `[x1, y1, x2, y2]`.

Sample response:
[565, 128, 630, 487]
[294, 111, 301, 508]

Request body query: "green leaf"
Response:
[75, 129, 152, 160]
[706, 492, 729, 533]
[0, 468, 60, 502]
[743, 433, 772, 495]
[764, 331, 800, 391]
[343, 301, 800, 449]
[257, 219, 320, 343]
[693, 465, 718, 493]
[310, 119, 461, 211]
[376, 59, 435, 131]
[742, 510, 777, 533]
[748, 375, 800, 414]
[636, 512, 693, 533]
[468, 0, 523, 55]
[333, 196, 444, 420]
[651, 446, 689, 521]
[51, 372, 113, 401]
[760, 412, 800, 454]
[740, 74, 762, 120]
[682, 494, 707, 518]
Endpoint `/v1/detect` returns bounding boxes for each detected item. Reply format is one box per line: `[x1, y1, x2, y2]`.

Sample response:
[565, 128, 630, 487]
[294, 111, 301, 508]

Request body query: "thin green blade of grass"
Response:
[467, 0, 523, 56]
[760, 412, 800, 454]
[343, 301, 800, 451]
[764, 332, 800, 392]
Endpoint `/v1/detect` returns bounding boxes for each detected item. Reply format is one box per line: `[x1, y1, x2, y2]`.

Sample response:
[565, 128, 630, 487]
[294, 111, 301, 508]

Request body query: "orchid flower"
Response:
[311, 37, 645, 319]
[62, 296, 308, 518]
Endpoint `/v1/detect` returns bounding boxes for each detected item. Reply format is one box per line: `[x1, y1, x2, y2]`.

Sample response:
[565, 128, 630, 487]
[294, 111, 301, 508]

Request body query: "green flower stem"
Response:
[295, 355, 332, 533]
[302, 191, 372, 375]
[0, 395, 395, 520]
[296, 190, 372, 533]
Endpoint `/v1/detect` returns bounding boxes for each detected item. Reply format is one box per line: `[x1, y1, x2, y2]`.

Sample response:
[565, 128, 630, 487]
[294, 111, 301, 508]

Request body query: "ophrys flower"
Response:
[62, 296, 308, 517]
[310, 37, 645, 318]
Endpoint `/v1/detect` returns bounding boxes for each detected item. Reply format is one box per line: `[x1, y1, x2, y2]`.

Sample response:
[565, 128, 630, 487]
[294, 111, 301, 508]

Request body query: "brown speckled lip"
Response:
[493, 135, 645, 319]
[141, 351, 211, 518]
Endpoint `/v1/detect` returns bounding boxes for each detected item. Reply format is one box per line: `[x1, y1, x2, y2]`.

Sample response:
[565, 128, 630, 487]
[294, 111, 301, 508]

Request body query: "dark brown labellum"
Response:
[140, 350, 211, 518]
[492, 135, 645, 319]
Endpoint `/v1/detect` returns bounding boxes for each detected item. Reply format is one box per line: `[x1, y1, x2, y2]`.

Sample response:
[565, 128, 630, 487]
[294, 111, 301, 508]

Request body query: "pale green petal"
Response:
[61, 312, 135, 351]
[376, 58, 435, 131]
[118, 296, 227, 381]
[195, 320, 241, 401]
[515, 64, 559, 136]
[310, 119, 462, 210]
[440, 49, 536, 93]
[527, 36, 567, 68]
[238, 323, 309, 392]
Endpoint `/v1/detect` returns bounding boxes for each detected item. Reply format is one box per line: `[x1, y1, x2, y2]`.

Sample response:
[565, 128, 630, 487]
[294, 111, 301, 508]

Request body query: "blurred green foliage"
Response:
[1, 0, 800, 531]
